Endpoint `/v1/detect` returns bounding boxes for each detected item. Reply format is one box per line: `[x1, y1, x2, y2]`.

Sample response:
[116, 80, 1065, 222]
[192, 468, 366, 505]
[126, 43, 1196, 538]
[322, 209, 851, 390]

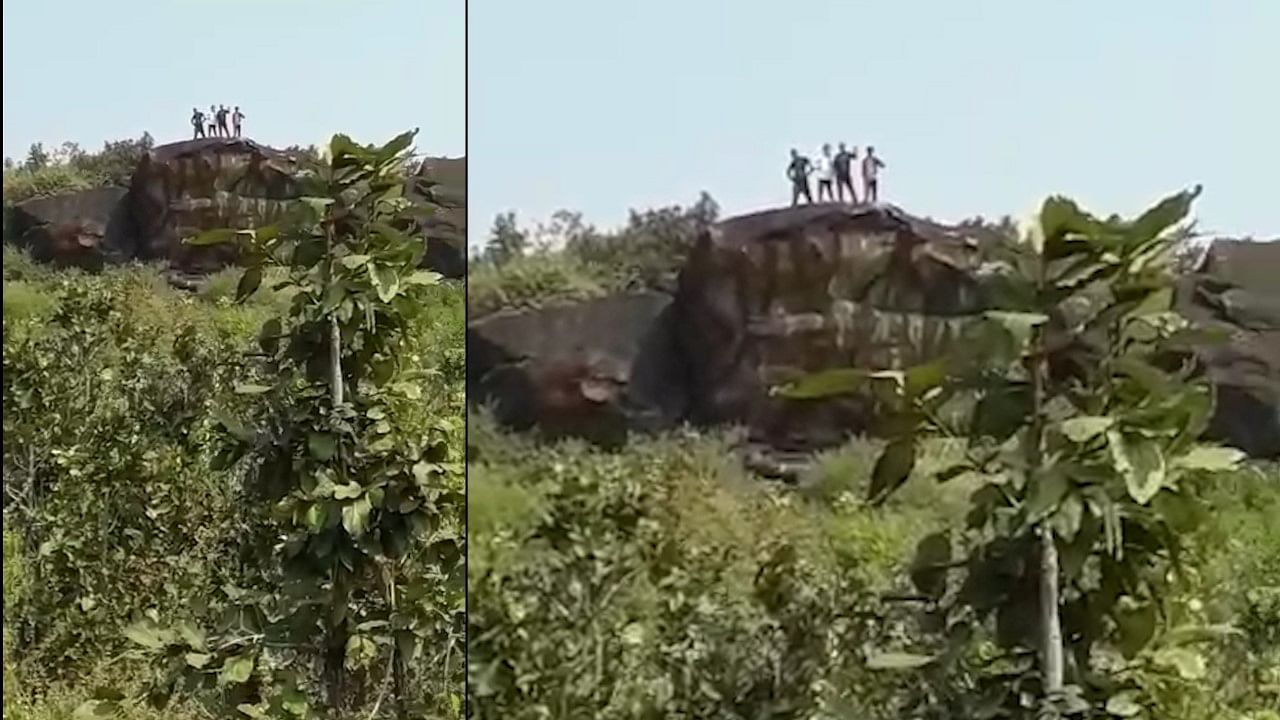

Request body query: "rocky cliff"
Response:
[8, 137, 466, 278]
[469, 203, 1280, 459]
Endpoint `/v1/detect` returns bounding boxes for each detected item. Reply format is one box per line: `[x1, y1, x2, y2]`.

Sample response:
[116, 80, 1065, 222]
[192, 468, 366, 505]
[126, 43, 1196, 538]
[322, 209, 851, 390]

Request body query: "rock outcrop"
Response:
[414, 156, 465, 278]
[673, 203, 986, 449]
[468, 203, 1279, 460]
[1179, 239, 1280, 457]
[468, 292, 685, 446]
[9, 187, 134, 269]
[128, 137, 301, 272]
[6, 138, 467, 278]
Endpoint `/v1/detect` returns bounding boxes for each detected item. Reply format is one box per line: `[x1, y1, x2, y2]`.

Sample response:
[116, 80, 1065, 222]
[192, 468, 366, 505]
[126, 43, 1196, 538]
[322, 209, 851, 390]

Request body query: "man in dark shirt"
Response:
[787, 149, 813, 206]
[216, 105, 230, 138]
[833, 142, 858, 204]
[232, 106, 245, 137]
[191, 107, 206, 139]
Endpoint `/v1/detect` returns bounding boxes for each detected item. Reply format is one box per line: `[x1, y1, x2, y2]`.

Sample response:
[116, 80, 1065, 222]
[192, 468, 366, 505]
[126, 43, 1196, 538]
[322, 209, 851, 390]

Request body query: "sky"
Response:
[3, 0, 464, 161]
[469, 0, 1279, 247]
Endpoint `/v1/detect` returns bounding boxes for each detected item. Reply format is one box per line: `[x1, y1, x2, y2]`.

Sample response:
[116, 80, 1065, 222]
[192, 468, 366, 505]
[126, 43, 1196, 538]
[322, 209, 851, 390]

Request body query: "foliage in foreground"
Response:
[466, 408, 1280, 719]
[2, 219, 464, 718]
[468, 187, 1279, 720]
[781, 187, 1269, 718]
[112, 131, 465, 719]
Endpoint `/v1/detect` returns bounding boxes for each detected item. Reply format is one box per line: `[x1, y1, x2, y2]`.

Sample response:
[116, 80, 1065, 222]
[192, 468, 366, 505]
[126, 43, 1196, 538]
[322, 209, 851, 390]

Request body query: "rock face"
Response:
[466, 201, 1278, 460]
[672, 203, 986, 448]
[9, 187, 134, 269]
[414, 156, 465, 278]
[467, 292, 685, 446]
[1179, 240, 1280, 458]
[128, 137, 302, 272]
[7, 138, 468, 278]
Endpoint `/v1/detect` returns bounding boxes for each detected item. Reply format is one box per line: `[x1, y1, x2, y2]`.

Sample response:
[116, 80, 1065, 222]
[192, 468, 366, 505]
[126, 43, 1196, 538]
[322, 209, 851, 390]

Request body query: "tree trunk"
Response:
[1029, 255, 1065, 695]
[1039, 526, 1065, 692]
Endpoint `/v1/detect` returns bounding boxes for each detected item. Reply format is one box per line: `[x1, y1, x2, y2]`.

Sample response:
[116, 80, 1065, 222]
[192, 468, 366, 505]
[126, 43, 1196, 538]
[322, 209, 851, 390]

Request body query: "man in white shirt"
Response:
[862, 146, 886, 203]
[814, 144, 835, 202]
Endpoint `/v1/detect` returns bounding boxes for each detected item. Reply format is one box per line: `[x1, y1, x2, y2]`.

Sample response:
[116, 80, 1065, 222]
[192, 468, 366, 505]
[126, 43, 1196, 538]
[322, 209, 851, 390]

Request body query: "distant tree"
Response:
[24, 144, 48, 172]
[283, 144, 323, 164]
[484, 211, 528, 265]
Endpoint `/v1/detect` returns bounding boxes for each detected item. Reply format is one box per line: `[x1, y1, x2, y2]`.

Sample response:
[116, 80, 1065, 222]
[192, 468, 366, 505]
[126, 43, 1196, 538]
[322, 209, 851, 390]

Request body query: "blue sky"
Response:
[3, 0, 463, 160]
[469, 0, 1279, 245]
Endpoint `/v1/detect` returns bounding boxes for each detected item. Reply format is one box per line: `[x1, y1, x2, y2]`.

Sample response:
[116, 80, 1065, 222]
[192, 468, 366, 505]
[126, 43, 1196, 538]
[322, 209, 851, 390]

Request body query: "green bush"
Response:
[2, 258, 465, 718]
[470, 193, 717, 317]
[468, 409, 1280, 719]
[468, 250, 611, 316]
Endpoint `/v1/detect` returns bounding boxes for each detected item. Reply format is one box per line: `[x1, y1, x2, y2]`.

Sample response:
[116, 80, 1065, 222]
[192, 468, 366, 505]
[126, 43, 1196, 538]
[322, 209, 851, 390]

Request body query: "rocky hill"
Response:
[469, 202, 1280, 459]
[7, 137, 466, 278]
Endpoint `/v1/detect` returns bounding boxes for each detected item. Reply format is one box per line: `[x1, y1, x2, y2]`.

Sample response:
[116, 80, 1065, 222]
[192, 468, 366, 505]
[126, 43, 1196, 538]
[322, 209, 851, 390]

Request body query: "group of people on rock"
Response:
[190, 105, 245, 140]
[786, 143, 885, 206]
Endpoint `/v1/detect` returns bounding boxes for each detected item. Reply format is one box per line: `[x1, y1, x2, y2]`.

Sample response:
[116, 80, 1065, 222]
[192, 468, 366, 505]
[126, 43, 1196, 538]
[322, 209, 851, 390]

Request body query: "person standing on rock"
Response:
[862, 146, 886, 204]
[208, 105, 219, 138]
[787, 149, 814, 206]
[814, 144, 835, 202]
[191, 107, 206, 139]
[833, 142, 858, 204]
[232, 106, 245, 137]
[216, 105, 230, 138]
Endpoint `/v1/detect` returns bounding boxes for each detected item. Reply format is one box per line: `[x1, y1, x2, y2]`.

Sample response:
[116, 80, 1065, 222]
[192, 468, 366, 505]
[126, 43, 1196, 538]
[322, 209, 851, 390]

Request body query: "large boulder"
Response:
[1179, 239, 1280, 458]
[671, 203, 986, 449]
[9, 187, 134, 268]
[468, 292, 686, 446]
[127, 137, 302, 272]
[414, 156, 465, 278]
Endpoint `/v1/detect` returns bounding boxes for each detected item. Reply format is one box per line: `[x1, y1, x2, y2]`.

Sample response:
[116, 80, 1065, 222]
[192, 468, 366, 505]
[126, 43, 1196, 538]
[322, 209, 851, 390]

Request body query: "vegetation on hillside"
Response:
[2, 134, 466, 719]
[467, 191, 1280, 719]
[467, 193, 718, 316]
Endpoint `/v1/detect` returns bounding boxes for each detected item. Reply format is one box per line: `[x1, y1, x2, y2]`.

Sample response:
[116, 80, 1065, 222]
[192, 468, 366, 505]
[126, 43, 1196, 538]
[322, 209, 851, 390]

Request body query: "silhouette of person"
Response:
[232, 106, 245, 138]
[787, 149, 814, 206]
[862, 146, 886, 204]
[191, 107, 206, 139]
[207, 105, 218, 138]
[834, 142, 858, 204]
[216, 105, 230, 138]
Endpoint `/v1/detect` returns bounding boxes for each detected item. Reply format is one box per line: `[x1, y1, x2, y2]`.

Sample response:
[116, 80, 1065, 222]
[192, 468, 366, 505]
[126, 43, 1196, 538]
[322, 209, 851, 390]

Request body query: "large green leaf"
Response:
[865, 651, 935, 670]
[1024, 467, 1070, 522]
[123, 620, 170, 650]
[307, 432, 337, 462]
[1060, 415, 1114, 443]
[983, 311, 1048, 353]
[219, 653, 255, 685]
[776, 368, 867, 400]
[342, 496, 373, 538]
[374, 128, 418, 166]
[1128, 186, 1201, 244]
[1115, 597, 1157, 658]
[1152, 646, 1207, 680]
[1108, 429, 1166, 504]
[1172, 445, 1245, 473]
[868, 437, 916, 504]
[909, 532, 951, 599]
[235, 266, 262, 302]
[1040, 196, 1099, 259]
[368, 263, 400, 303]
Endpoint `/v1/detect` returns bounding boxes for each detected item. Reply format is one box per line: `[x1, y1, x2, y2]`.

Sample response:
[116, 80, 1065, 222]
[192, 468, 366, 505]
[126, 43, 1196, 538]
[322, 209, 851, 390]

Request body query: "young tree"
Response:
[786, 186, 1247, 717]
[117, 130, 464, 719]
